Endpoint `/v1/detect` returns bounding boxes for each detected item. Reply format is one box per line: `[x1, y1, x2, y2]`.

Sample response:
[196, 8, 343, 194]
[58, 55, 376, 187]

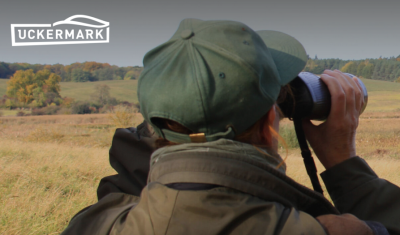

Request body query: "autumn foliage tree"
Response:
[6, 69, 61, 106]
[340, 62, 357, 75]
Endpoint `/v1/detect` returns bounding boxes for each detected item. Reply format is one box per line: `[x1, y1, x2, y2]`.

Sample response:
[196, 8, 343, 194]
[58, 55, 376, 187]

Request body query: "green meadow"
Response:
[359, 78, 400, 112]
[59, 79, 139, 103]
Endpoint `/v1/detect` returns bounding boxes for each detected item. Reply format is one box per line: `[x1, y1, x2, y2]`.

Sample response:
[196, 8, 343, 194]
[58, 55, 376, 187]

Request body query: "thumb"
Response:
[302, 119, 317, 135]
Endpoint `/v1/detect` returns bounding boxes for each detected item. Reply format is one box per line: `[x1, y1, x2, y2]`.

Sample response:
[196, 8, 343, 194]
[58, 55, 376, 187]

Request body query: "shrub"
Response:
[31, 108, 46, 115]
[56, 107, 72, 115]
[71, 101, 98, 114]
[5, 99, 16, 109]
[108, 105, 136, 128]
[71, 101, 91, 114]
[31, 106, 61, 116]
[44, 106, 61, 115]
[30, 100, 42, 108]
[107, 97, 119, 106]
[62, 97, 75, 108]
[98, 104, 113, 114]
[17, 111, 25, 116]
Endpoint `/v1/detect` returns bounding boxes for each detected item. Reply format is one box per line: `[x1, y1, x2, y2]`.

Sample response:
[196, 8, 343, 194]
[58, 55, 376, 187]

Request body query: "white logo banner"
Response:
[11, 15, 110, 46]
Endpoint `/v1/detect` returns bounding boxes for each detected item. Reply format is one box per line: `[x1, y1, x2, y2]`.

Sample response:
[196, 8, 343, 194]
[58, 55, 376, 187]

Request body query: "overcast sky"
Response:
[1, 0, 400, 67]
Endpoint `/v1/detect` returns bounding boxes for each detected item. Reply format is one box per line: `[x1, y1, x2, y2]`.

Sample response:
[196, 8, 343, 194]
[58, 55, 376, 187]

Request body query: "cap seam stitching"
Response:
[194, 39, 259, 77]
[138, 40, 181, 83]
[187, 40, 209, 133]
[194, 38, 276, 102]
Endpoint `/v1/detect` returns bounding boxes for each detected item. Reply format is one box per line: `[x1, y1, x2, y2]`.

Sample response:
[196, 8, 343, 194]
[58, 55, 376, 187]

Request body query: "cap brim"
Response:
[256, 30, 308, 85]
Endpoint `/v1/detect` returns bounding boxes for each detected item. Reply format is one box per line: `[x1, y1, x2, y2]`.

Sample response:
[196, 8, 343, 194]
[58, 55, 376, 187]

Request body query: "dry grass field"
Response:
[1, 109, 400, 234]
[0, 112, 143, 235]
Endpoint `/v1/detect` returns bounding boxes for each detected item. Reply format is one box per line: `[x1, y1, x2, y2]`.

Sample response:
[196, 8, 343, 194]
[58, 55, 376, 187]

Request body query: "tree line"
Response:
[304, 55, 400, 81]
[3, 56, 400, 83]
[0, 61, 143, 82]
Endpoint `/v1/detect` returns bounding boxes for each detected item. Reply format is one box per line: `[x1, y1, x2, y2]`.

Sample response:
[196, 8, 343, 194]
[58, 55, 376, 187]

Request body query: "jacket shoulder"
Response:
[61, 193, 140, 235]
[62, 183, 326, 235]
[111, 183, 326, 235]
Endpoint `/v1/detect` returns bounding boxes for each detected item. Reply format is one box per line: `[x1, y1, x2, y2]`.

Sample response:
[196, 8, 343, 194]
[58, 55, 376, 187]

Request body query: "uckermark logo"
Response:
[11, 15, 110, 46]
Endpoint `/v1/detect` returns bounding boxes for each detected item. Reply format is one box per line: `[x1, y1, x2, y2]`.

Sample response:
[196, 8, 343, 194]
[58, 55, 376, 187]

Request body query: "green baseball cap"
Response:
[138, 19, 307, 143]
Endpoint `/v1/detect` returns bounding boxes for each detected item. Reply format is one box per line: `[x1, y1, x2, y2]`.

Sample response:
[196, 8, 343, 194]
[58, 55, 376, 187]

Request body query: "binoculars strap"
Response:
[293, 118, 324, 195]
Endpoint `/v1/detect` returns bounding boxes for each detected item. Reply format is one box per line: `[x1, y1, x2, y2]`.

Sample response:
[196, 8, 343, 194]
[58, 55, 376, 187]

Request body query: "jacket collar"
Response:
[149, 139, 338, 216]
[151, 139, 286, 172]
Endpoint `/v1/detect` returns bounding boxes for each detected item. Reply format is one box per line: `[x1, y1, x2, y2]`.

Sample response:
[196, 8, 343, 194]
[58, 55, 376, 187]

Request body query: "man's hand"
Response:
[316, 214, 373, 235]
[302, 70, 365, 169]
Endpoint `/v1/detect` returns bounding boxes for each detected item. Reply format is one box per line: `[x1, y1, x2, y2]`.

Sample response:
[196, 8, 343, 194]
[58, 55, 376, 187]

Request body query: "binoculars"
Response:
[279, 72, 368, 120]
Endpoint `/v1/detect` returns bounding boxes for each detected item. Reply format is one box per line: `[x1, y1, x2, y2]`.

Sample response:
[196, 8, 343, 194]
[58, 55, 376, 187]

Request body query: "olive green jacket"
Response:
[61, 124, 400, 235]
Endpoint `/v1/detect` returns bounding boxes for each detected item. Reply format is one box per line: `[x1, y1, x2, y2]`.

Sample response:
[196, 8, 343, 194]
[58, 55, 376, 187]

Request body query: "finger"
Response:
[347, 76, 362, 114]
[335, 70, 362, 114]
[329, 70, 356, 114]
[352, 77, 365, 113]
[340, 72, 363, 114]
[353, 77, 362, 91]
[320, 72, 346, 119]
